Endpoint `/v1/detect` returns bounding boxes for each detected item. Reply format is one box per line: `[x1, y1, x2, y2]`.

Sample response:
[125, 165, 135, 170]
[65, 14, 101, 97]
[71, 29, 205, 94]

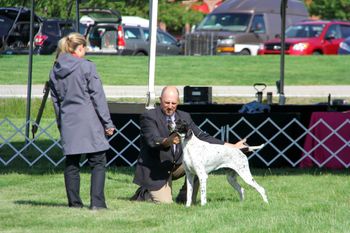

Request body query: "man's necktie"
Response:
[167, 117, 175, 133]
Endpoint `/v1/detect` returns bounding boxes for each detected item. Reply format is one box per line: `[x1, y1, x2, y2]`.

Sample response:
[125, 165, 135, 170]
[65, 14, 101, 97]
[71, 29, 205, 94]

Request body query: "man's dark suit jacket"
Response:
[133, 106, 224, 191]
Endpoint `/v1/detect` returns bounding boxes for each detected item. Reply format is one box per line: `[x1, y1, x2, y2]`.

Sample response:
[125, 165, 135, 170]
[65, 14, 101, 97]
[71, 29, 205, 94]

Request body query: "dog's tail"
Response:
[241, 144, 265, 153]
[247, 144, 265, 152]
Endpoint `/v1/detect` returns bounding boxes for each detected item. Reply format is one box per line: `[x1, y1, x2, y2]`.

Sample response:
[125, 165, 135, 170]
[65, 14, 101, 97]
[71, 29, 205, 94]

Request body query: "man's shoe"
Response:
[175, 193, 186, 204]
[69, 204, 83, 208]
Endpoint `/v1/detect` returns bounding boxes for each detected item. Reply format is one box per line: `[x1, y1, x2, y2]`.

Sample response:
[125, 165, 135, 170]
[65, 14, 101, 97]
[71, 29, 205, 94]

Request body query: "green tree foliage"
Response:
[0, 0, 204, 34]
[158, 0, 204, 33]
[4, 0, 350, 35]
[36, 0, 73, 18]
[308, 0, 350, 20]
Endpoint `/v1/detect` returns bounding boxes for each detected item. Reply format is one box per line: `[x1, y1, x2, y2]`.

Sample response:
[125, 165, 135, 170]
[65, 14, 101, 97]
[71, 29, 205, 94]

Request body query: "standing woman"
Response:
[49, 32, 115, 210]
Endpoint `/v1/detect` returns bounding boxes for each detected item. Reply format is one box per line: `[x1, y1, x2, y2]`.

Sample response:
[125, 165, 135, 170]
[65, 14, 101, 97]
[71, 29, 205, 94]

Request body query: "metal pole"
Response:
[76, 0, 80, 33]
[146, 0, 158, 109]
[279, 0, 287, 105]
[25, 0, 35, 142]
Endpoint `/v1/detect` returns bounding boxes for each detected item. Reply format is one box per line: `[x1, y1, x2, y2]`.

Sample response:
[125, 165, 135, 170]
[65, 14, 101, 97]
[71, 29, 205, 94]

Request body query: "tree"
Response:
[158, 0, 204, 34]
[308, 0, 350, 20]
[0, 0, 203, 34]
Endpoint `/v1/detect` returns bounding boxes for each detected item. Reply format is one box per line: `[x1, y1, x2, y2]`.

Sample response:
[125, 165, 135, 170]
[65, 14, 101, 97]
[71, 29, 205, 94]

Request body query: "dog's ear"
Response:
[185, 129, 193, 139]
[174, 119, 187, 133]
[168, 120, 176, 133]
[176, 119, 185, 126]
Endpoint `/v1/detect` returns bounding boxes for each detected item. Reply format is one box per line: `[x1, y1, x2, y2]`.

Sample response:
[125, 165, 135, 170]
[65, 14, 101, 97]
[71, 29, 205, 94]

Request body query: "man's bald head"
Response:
[161, 86, 179, 98]
[160, 86, 179, 116]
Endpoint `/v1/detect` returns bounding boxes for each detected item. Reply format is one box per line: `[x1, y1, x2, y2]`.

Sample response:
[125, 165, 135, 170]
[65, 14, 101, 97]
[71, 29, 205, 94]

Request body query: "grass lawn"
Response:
[0, 55, 349, 86]
[0, 167, 349, 233]
[1, 55, 350, 232]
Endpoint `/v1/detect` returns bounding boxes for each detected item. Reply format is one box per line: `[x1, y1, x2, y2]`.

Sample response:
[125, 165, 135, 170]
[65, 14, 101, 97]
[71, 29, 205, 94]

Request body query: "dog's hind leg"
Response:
[235, 168, 268, 203]
[226, 170, 245, 201]
[185, 172, 195, 207]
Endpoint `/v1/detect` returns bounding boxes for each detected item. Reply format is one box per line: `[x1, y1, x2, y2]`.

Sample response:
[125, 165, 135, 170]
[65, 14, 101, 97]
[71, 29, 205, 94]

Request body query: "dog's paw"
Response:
[239, 188, 245, 201]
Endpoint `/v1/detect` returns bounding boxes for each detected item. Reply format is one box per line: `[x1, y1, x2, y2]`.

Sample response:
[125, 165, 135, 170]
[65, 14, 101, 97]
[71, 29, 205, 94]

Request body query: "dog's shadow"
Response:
[212, 197, 240, 202]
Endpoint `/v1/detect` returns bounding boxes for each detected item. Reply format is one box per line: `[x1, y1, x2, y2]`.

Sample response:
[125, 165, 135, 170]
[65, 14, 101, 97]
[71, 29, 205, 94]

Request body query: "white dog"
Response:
[173, 119, 268, 207]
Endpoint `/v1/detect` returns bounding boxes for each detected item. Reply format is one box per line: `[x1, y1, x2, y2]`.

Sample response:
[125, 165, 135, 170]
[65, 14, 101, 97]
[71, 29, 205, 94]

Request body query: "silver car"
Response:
[121, 25, 183, 56]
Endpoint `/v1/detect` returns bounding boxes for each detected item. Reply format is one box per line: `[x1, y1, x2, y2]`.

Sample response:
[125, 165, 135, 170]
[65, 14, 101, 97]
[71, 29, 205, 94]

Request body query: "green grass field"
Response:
[0, 55, 349, 85]
[0, 167, 349, 233]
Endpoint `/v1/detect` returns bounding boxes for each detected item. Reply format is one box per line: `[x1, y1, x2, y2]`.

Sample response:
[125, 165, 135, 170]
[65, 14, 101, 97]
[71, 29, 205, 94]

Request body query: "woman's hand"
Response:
[105, 128, 115, 136]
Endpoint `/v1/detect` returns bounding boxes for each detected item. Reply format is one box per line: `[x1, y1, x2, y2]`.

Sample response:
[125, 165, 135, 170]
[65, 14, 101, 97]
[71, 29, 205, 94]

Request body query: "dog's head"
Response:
[173, 119, 192, 140]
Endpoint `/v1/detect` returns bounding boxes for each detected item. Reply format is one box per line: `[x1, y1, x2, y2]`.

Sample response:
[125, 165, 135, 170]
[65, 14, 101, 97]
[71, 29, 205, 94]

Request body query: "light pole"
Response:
[146, 0, 158, 109]
[278, 0, 287, 105]
[25, 0, 35, 141]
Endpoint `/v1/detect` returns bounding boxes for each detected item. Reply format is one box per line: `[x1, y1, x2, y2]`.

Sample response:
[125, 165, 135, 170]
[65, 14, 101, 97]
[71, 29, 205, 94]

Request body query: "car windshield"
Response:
[196, 13, 251, 32]
[79, 23, 87, 35]
[286, 24, 325, 38]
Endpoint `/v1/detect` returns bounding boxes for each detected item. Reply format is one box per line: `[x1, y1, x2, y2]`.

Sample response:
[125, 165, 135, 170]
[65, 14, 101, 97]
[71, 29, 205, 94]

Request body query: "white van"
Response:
[184, 0, 309, 55]
[121, 16, 149, 27]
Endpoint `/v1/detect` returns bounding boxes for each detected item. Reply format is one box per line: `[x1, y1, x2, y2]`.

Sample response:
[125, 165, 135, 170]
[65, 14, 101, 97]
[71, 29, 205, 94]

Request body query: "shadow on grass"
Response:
[0, 162, 136, 176]
[14, 200, 67, 208]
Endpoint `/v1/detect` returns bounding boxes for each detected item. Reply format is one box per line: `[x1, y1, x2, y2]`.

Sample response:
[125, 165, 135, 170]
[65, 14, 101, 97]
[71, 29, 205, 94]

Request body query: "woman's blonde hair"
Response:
[55, 32, 86, 59]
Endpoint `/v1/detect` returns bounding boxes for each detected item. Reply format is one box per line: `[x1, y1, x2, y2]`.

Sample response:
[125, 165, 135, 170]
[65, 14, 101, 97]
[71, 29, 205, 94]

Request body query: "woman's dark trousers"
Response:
[64, 152, 107, 208]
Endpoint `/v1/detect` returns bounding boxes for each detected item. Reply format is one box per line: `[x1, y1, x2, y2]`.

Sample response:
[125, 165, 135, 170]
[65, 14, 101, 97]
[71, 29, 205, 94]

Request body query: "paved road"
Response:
[0, 85, 349, 98]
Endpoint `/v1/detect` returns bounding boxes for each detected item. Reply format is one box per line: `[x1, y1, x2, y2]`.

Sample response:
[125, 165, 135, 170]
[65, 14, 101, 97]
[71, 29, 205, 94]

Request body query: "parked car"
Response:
[183, 0, 309, 55]
[0, 7, 78, 55]
[121, 24, 182, 56]
[0, 13, 13, 50]
[79, 8, 125, 55]
[121, 16, 149, 27]
[338, 36, 350, 54]
[34, 19, 76, 54]
[258, 20, 350, 55]
[0, 7, 41, 54]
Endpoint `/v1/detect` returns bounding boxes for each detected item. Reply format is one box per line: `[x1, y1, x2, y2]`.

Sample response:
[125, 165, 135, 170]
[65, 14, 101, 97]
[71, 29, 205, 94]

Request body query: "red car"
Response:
[258, 20, 350, 55]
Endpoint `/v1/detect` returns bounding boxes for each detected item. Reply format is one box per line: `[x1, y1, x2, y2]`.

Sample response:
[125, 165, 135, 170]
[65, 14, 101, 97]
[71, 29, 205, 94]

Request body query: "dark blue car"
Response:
[34, 19, 76, 54]
[338, 36, 350, 54]
[0, 7, 76, 55]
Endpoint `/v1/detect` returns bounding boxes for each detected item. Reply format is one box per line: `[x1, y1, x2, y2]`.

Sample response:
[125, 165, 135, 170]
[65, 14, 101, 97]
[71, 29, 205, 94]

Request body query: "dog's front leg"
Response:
[185, 172, 195, 207]
[196, 169, 208, 206]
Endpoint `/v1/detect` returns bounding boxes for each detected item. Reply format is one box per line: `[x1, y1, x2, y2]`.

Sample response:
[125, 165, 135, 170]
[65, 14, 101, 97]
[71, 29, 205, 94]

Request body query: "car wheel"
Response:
[48, 46, 57, 55]
[135, 51, 147, 56]
[240, 49, 251, 55]
[312, 51, 322, 55]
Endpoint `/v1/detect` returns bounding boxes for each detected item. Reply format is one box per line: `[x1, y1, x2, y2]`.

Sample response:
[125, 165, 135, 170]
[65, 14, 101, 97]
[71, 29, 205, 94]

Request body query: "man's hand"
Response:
[162, 132, 180, 147]
[224, 138, 248, 149]
[169, 132, 180, 145]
